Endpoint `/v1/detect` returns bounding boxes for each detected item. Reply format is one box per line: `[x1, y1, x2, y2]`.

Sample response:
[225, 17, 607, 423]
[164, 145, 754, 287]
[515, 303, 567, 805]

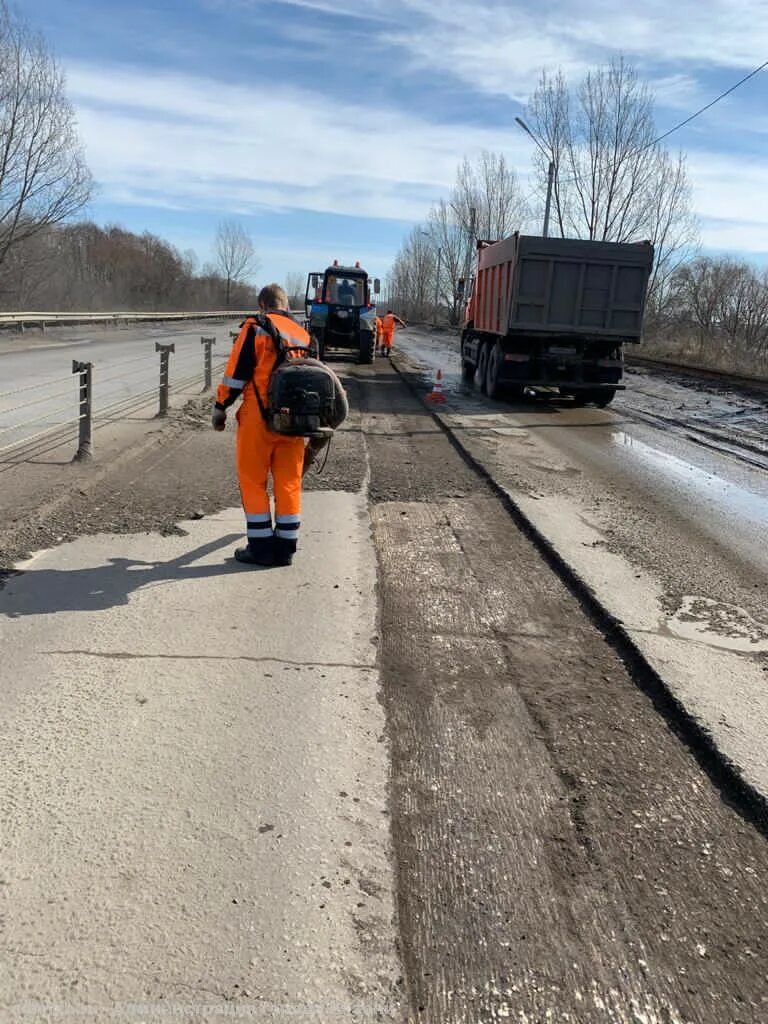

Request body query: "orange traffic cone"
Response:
[426, 368, 447, 403]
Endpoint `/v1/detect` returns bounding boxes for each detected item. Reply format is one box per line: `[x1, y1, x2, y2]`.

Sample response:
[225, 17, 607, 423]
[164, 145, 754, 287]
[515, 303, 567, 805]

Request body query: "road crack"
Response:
[43, 650, 377, 670]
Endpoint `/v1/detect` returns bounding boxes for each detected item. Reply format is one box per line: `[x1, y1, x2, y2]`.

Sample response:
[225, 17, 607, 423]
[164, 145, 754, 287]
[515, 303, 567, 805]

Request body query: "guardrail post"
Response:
[201, 336, 216, 391]
[72, 360, 93, 461]
[155, 342, 175, 417]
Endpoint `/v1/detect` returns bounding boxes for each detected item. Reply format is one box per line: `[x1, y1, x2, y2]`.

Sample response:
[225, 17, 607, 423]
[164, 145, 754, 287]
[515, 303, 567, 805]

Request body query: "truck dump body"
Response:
[462, 233, 654, 405]
[472, 235, 653, 341]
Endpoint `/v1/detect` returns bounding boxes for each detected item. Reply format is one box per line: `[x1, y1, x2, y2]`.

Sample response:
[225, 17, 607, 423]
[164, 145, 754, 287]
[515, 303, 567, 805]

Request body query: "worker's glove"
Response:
[211, 406, 227, 432]
[303, 436, 329, 476]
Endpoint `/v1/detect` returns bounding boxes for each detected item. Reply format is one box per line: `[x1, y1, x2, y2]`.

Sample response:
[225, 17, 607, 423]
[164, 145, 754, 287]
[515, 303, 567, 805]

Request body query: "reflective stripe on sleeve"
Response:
[222, 375, 247, 388]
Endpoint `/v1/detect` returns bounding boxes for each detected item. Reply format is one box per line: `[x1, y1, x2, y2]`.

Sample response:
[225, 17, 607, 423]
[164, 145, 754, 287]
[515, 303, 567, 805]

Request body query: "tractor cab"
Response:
[306, 261, 381, 364]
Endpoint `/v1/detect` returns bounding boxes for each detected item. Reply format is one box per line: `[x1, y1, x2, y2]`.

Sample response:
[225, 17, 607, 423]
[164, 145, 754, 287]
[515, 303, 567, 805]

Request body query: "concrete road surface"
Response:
[0, 498, 402, 1024]
[2, 355, 768, 1023]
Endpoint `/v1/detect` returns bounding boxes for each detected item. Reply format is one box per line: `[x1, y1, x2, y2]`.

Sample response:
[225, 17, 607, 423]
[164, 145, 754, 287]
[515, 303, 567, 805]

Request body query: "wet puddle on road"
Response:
[610, 430, 768, 527]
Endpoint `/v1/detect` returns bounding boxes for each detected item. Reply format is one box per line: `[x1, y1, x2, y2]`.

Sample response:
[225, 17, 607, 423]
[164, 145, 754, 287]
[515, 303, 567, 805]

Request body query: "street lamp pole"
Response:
[515, 116, 555, 239]
[433, 246, 442, 327]
[543, 161, 554, 239]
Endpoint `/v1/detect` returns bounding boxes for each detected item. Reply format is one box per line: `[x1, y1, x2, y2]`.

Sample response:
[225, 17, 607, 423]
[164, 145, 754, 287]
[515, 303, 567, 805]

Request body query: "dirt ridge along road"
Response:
[358, 359, 768, 1023]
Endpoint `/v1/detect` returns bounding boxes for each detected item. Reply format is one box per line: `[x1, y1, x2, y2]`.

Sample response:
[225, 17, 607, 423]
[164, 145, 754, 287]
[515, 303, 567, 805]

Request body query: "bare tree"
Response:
[526, 58, 698, 308]
[451, 151, 530, 242]
[662, 256, 768, 371]
[215, 219, 259, 306]
[426, 200, 467, 324]
[0, 2, 92, 273]
[284, 271, 305, 309]
[387, 225, 437, 321]
[388, 153, 531, 325]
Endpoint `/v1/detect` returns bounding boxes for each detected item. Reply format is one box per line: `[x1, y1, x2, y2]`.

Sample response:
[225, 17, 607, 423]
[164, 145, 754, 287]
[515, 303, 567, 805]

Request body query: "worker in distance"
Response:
[212, 284, 347, 567]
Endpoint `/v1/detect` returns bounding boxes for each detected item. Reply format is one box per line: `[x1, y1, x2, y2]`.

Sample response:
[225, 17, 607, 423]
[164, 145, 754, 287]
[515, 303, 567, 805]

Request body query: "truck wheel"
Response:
[461, 359, 475, 382]
[477, 343, 490, 395]
[592, 388, 616, 408]
[358, 333, 374, 365]
[485, 342, 504, 400]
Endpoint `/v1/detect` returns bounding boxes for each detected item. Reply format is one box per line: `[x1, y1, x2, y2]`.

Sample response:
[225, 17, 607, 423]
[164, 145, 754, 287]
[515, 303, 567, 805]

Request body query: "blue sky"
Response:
[21, 0, 768, 287]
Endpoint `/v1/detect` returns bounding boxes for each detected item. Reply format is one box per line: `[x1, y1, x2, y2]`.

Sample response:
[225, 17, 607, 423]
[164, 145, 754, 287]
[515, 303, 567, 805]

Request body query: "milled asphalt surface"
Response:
[2, 353, 768, 1022]
[396, 328, 768, 808]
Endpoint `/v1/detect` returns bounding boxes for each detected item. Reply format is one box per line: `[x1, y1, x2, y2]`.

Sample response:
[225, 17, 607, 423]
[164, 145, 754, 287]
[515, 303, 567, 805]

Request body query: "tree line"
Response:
[388, 59, 767, 375]
[0, 221, 261, 312]
[0, 2, 261, 312]
[2, 0, 765, 372]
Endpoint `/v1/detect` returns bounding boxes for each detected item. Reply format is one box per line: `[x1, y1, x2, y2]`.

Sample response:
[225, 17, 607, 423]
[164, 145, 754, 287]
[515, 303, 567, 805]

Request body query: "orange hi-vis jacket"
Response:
[216, 311, 310, 413]
[375, 316, 383, 339]
[216, 311, 311, 544]
[381, 313, 405, 340]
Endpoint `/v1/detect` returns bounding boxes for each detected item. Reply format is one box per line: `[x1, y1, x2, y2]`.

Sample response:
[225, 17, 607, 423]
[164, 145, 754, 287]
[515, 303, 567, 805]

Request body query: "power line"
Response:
[648, 59, 768, 148]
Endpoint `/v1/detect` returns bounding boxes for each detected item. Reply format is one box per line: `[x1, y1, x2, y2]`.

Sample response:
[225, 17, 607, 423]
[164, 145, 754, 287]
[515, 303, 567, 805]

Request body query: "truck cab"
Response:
[306, 261, 381, 364]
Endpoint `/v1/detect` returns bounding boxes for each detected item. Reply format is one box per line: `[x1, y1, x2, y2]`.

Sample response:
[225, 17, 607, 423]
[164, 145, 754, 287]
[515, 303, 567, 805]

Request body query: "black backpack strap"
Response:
[250, 312, 316, 426]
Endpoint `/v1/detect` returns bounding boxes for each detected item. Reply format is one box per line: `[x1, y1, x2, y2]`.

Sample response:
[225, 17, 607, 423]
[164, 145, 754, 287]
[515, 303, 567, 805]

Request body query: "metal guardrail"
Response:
[0, 334, 226, 463]
[0, 311, 249, 331]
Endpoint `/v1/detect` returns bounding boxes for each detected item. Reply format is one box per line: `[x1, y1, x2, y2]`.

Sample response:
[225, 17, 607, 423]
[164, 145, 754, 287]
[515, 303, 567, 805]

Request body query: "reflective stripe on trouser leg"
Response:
[272, 436, 305, 544]
[246, 515, 273, 539]
[236, 404, 272, 536]
[275, 514, 300, 540]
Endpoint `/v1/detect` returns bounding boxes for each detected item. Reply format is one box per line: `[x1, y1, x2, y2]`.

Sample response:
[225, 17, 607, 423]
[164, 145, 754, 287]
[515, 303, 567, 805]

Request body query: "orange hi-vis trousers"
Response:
[381, 331, 394, 351]
[236, 401, 304, 544]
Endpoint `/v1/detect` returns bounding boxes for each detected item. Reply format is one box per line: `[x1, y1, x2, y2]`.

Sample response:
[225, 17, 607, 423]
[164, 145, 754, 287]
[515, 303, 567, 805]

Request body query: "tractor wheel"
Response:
[358, 332, 375, 365]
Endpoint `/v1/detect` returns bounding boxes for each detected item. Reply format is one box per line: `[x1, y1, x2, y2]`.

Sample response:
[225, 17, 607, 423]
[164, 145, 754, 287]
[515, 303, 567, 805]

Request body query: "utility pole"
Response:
[433, 246, 442, 327]
[515, 116, 556, 238]
[462, 206, 476, 308]
[543, 161, 555, 238]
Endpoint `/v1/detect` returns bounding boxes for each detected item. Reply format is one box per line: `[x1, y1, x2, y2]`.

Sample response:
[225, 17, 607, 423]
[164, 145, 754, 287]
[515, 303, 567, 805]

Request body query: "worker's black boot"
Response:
[273, 537, 297, 567]
[234, 537, 275, 566]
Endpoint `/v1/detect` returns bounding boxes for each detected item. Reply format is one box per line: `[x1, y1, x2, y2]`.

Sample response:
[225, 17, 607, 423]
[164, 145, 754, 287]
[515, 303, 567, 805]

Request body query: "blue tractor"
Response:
[305, 261, 380, 364]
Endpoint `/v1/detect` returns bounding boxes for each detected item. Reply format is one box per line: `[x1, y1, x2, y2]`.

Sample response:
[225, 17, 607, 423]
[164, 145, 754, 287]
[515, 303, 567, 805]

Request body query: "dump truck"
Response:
[305, 261, 380, 364]
[461, 234, 654, 406]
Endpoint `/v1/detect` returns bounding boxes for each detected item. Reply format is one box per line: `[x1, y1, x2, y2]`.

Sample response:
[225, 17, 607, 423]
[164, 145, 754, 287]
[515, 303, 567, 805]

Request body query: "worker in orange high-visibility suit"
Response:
[212, 284, 309, 567]
[375, 314, 384, 355]
[381, 310, 406, 357]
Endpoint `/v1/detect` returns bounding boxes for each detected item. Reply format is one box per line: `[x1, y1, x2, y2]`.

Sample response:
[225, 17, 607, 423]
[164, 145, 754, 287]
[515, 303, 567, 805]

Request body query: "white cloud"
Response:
[67, 62, 534, 222]
[66, 54, 768, 264]
[381, 0, 768, 100]
[688, 150, 768, 252]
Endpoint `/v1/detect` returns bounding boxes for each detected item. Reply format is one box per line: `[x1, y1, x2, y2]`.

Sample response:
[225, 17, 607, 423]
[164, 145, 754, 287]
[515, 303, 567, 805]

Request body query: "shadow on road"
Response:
[0, 533, 246, 618]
